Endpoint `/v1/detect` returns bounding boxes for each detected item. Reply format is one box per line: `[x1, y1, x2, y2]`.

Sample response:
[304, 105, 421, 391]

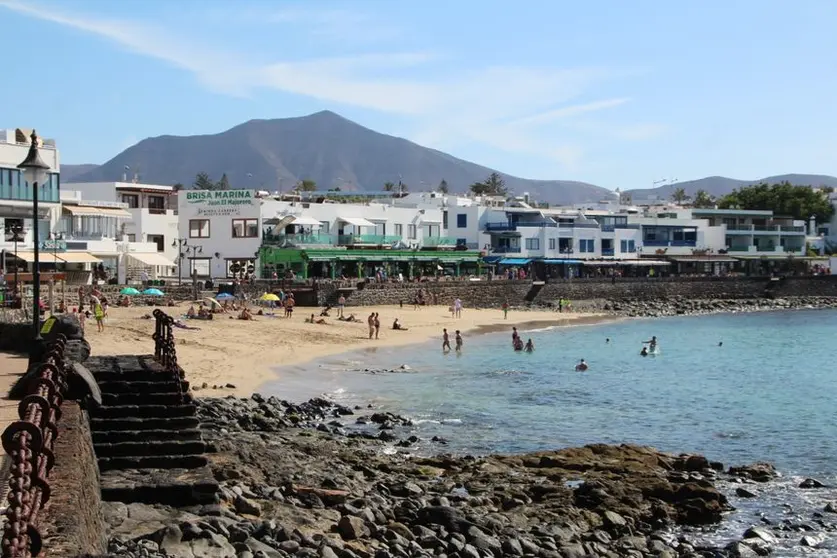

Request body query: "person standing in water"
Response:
[524, 339, 535, 352]
[442, 329, 451, 352]
[575, 359, 588, 371]
[644, 336, 658, 352]
[455, 330, 463, 352]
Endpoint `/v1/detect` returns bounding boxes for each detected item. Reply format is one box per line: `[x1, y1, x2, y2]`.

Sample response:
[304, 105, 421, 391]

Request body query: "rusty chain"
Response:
[1, 335, 68, 558]
[152, 310, 184, 403]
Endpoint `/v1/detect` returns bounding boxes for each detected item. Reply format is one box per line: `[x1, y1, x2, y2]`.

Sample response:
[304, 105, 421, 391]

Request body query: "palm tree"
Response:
[671, 187, 689, 204]
[383, 182, 395, 192]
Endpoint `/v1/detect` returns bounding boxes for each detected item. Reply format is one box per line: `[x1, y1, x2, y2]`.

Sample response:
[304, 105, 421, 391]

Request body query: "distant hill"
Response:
[626, 174, 837, 201]
[64, 111, 610, 205]
[60, 164, 99, 182]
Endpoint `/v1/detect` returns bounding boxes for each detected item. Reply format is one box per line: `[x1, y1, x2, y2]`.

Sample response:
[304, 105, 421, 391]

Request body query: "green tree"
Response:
[469, 172, 507, 196]
[295, 179, 317, 192]
[671, 187, 689, 204]
[691, 189, 714, 208]
[438, 179, 449, 194]
[193, 172, 214, 190]
[215, 173, 230, 190]
[383, 181, 395, 192]
[172, 183, 184, 192]
[717, 181, 834, 222]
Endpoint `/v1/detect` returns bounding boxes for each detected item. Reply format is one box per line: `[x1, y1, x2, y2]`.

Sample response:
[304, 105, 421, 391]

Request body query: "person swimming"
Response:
[606, 338, 610, 344]
[640, 346, 648, 357]
[524, 339, 535, 353]
[575, 359, 588, 371]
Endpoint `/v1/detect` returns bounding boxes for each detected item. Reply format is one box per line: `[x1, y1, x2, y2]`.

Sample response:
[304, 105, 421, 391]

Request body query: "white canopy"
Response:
[128, 252, 177, 267]
[339, 217, 376, 228]
[291, 216, 322, 227]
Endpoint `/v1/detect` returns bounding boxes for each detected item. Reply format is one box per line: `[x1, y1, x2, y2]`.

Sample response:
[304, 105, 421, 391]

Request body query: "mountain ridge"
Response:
[63, 110, 608, 204]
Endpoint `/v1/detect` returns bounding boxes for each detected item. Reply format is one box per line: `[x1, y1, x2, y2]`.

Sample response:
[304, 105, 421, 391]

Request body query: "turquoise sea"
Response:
[270, 309, 837, 555]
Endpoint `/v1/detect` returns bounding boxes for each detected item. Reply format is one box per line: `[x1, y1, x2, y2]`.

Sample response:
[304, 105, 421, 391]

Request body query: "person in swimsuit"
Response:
[575, 359, 588, 371]
[442, 328, 451, 352]
[524, 339, 535, 352]
[455, 330, 463, 352]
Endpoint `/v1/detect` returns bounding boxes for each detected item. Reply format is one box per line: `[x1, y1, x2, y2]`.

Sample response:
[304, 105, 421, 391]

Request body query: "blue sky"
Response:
[1, 0, 836, 190]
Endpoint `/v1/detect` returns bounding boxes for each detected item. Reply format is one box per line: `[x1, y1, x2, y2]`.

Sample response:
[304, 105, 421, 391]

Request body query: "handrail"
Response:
[152, 309, 184, 403]
[1, 335, 69, 558]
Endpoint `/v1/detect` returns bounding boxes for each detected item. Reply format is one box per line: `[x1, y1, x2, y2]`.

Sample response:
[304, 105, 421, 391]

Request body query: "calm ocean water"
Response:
[269, 309, 837, 554]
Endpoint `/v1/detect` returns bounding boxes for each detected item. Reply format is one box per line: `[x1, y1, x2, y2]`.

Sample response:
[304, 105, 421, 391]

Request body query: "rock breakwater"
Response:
[596, 296, 837, 318]
[93, 395, 815, 558]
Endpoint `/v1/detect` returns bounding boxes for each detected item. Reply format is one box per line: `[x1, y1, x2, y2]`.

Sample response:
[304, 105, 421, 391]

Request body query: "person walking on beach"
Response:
[502, 301, 509, 319]
[94, 301, 105, 332]
[455, 330, 463, 352]
[337, 295, 346, 318]
[454, 298, 462, 319]
[374, 313, 381, 340]
[442, 328, 451, 352]
[367, 313, 375, 339]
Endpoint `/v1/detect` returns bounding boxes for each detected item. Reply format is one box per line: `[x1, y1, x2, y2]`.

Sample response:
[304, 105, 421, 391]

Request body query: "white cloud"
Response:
[0, 0, 651, 169]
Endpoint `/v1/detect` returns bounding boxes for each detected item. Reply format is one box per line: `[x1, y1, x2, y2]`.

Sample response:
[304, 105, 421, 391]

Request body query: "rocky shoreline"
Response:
[591, 296, 837, 318]
[96, 395, 837, 558]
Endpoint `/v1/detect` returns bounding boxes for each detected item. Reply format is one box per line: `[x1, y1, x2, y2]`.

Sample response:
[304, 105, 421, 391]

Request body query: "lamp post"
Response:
[9, 224, 24, 304]
[17, 130, 50, 344]
[173, 238, 202, 295]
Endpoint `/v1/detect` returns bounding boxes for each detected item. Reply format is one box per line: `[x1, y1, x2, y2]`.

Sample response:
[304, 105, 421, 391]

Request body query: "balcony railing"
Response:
[490, 246, 522, 253]
[338, 234, 401, 246]
[642, 240, 697, 247]
[422, 237, 457, 247]
[726, 224, 753, 232]
[780, 226, 805, 233]
[485, 222, 517, 232]
[600, 223, 640, 232]
[264, 232, 334, 246]
[601, 248, 615, 256]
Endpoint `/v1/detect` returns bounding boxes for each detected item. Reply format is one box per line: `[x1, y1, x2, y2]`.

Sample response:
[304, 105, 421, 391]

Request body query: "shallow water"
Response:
[268, 309, 837, 554]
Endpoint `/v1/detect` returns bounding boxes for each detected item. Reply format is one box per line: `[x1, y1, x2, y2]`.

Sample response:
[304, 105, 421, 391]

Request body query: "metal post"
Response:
[33, 181, 41, 341]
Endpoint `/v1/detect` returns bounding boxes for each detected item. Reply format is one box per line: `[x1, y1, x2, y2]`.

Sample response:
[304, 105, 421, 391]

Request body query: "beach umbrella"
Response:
[216, 293, 235, 300]
[260, 293, 280, 301]
[120, 287, 140, 295]
[143, 288, 164, 296]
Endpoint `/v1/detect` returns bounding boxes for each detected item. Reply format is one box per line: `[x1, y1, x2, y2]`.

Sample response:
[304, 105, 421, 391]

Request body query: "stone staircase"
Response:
[86, 355, 219, 506]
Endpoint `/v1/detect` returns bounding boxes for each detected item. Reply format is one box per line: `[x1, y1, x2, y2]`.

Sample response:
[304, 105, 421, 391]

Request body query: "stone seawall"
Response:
[318, 276, 837, 308]
[41, 404, 107, 557]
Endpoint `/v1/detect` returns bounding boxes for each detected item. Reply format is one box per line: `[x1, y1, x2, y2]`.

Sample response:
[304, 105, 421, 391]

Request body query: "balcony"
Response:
[490, 246, 522, 253]
[485, 222, 517, 232]
[263, 232, 333, 246]
[780, 226, 805, 233]
[338, 234, 401, 246]
[422, 237, 457, 248]
[601, 248, 615, 256]
[642, 240, 697, 247]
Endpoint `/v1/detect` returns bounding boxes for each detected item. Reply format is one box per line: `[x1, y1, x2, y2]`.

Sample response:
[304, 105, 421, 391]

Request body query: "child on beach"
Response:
[442, 329, 451, 352]
[94, 302, 105, 332]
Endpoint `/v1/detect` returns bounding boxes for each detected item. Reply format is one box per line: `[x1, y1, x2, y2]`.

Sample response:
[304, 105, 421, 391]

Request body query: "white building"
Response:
[177, 189, 450, 279]
[64, 181, 180, 264]
[0, 128, 62, 272]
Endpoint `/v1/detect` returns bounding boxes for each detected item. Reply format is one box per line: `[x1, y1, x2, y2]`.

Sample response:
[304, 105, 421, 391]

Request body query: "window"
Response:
[126, 234, 136, 242]
[147, 234, 165, 252]
[525, 238, 540, 250]
[559, 238, 571, 253]
[456, 214, 467, 228]
[620, 239, 636, 253]
[394, 224, 403, 237]
[121, 194, 139, 208]
[579, 239, 595, 253]
[548, 238, 556, 250]
[190, 258, 211, 277]
[147, 195, 166, 214]
[443, 211, 448, 229]
[189, 219, 210, 238]
[320, 221, 330, 234]
[232, 219, 258, 238]
[408, 224, 417, 239]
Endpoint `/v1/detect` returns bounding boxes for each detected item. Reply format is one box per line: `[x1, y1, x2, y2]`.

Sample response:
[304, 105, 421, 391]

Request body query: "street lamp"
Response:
[172, 238, 202, 290]
[8, 224, 24, 304]
[17, 130, 50, 344]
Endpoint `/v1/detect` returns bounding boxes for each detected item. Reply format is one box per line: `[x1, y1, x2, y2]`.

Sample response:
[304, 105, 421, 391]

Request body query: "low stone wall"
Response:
[41, 404, 107, 557]
[319, 276, 837, 308]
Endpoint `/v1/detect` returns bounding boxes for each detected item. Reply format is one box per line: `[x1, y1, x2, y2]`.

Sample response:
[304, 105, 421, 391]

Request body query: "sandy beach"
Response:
[84, 303, 608, 397]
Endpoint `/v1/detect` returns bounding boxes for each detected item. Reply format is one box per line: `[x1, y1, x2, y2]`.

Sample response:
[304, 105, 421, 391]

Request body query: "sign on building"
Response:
[185, 190, 257, 217]
[40, 239, 67, 252]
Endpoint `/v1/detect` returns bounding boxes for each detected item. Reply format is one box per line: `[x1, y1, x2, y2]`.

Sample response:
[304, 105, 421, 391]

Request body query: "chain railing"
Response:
[151, 309, 185, 403]
[1, 335, 68, 558]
